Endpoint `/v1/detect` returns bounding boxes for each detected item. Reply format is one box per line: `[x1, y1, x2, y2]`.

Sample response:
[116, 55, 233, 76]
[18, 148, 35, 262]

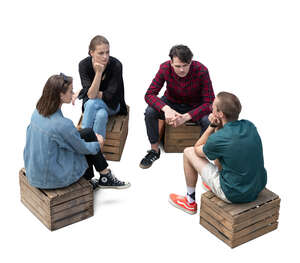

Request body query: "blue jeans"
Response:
[82, 99, 120, 138]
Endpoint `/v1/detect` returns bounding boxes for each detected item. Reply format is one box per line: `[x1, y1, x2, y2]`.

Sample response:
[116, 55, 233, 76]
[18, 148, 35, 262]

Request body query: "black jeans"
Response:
[144, 96, 210, 144]
[79, 128, 108, 180]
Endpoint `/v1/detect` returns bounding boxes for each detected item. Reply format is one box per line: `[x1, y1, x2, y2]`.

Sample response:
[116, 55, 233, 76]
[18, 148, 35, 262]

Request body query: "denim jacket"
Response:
[24, 109, 100, 189]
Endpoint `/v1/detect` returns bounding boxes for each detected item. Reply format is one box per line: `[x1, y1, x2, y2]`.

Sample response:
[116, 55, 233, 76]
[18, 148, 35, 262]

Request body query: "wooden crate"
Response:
[200, 188, 280, 248]
[19, 169, 93, 231]
[77, 106, 129, 161]
[163, 122, 202, 153]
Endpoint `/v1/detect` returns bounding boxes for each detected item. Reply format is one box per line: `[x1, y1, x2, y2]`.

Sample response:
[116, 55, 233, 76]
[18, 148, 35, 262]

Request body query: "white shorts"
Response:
[201, 163, 231, 203]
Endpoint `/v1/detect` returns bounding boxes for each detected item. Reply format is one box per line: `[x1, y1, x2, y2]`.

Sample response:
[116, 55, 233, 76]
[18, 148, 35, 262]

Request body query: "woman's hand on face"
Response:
[93, 62, 105, 74]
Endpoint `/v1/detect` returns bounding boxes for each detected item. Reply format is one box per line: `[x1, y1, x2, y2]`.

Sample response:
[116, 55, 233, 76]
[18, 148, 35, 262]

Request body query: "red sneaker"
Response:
[169, 193, 197, 215]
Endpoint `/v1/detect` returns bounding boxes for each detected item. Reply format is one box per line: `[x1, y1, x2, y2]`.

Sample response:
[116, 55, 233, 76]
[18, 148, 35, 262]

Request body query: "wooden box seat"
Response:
[163, 121, 202, 153]
[77, 106, 129, 161]
[200, 188, 280, 248]
[19, 169, 93, 231]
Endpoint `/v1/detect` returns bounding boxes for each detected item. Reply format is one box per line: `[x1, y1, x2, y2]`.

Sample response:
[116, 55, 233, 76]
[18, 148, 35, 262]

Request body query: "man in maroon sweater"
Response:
[140, 45, 215, 169]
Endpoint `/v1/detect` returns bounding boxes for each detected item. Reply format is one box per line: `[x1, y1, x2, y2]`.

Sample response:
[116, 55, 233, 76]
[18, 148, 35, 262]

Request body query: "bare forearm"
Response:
[195, 126, 215, 147]
[87, 72, 102, 99]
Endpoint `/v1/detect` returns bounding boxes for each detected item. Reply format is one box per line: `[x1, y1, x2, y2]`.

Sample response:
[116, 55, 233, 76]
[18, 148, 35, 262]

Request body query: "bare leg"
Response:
[183, 147, 210, 187]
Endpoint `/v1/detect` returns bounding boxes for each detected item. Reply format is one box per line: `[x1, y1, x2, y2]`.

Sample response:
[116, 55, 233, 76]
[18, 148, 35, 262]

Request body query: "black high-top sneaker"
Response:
[98, 170, 131, 189]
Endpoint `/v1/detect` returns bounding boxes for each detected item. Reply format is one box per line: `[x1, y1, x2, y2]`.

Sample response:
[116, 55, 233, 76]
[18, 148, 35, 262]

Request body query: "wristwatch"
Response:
[209, 123, 218, 128]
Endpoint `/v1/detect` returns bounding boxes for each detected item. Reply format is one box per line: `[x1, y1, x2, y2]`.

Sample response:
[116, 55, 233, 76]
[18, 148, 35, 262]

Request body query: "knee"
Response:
[144, 106, 159, 120]
[84, 99, 97, 111]
[95, 109, 108, 121]
[183, 146, 195, 159]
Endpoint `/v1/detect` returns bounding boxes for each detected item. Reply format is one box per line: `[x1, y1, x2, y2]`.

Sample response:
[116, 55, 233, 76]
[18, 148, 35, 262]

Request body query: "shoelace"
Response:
[108, 172, 124, 185]
[145, 150, 159, 162]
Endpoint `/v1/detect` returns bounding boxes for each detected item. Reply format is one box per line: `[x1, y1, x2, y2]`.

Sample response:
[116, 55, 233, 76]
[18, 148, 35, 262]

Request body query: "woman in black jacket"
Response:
[74, 35, 127, 143]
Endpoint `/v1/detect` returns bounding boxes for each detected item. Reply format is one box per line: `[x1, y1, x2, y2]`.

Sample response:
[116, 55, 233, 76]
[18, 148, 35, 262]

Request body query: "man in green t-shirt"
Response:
[169, 92, 267, 215]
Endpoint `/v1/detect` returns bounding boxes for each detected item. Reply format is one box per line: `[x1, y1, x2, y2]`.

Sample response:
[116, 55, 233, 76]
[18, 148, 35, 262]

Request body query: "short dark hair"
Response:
[169, 45, 193, 63]
[88, 35, 109, 55]
[216, 92, 242, 121]
[36, 74, 72, 117]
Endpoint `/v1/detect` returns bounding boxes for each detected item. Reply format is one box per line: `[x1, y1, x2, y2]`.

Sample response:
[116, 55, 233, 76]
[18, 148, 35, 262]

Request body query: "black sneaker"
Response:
[89, 178, 100, 190]
[98, 170, 131, 189]
[139, 149, 160, 169]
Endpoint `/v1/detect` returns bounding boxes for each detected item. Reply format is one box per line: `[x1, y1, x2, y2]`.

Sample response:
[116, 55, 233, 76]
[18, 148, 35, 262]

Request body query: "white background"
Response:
[1, 0, 299, 261]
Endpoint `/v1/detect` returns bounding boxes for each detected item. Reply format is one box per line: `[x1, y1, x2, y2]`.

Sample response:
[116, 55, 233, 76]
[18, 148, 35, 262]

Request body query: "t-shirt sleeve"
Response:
[203, 133, 224, 161]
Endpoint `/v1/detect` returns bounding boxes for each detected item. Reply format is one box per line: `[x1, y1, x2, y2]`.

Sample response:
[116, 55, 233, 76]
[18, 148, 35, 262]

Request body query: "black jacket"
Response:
[78, 56, 128, 115]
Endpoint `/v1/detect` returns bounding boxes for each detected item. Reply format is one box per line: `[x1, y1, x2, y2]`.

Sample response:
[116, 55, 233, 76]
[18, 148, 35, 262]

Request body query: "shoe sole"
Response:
[168, 197, 197, 215]
[98, 183, 131, 190]
[139, 163, 152, 169]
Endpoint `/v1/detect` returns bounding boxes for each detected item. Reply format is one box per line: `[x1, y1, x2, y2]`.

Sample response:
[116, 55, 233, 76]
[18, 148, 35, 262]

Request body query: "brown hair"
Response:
[88, 35, 110, 55]
[216, 92, 242, 121]
[36, 74, 73, 117]
[169, 45, 193, 63]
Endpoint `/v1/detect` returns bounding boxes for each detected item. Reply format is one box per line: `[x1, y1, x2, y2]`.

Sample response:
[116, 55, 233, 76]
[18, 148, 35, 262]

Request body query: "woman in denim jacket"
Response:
[24, 74, 130, 190]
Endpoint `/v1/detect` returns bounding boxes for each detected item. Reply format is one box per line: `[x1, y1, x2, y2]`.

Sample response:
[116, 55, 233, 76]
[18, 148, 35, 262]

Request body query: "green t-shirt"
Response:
[203, 120, 267, 203]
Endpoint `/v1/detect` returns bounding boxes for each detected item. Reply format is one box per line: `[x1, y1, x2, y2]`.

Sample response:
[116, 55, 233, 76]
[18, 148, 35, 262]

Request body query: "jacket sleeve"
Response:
[78, 60, 92, 100]
[102, 62, 123, 103]
[54, 119, 100, 155]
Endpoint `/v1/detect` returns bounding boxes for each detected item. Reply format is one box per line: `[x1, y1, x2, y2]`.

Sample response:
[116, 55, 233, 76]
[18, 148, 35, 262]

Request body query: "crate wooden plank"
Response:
[103, 145, 120, 154]
[52, 207, 93, 231]
[52, 200, 93, 222]
[21, 183, 50, 216]
[51, 193, 93, 214]
[166, 133, 201, 140]
[104, 153, 121, 161]
[200, 217, 278, 248]
[165, 138, 200, 146]
[105, 139, 121, 147]
[106, 119, 115, 132]
[112, 118, 123, 133]
[19, 171, 50, 206]
[21, 197, 51, 229]
[201, 207, 279, 240]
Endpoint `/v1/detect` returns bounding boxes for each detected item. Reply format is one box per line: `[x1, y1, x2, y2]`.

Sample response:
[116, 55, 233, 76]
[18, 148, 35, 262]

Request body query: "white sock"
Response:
[186, 186, 196, 203]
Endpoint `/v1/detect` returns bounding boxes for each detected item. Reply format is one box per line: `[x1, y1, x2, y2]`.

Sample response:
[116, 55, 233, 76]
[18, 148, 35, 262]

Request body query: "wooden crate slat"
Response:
[52, 207, 93, 230]
[51, 193, 93, 214]
[106, 119, 115, 132]
[19, 171, 50, 206]
[201, 194, 234, 223]
[200, 203, 234, 231]
[230, 222, 278, 248]
[233, 198, 280, 224]
[21, 197, 51, 229]
[166, 133, 201, 140]
[50, 186, 92, 206]
[21, 183, 50, 216]
[165, 138, 201, 146]
[112, 118, 123, 133]
[103, 145, 120, 154]
[201, 207, 279, 240]
[224, 189, 279, 216]
[103, 153, 121, 161]
[104, 139, 121, 147]
[52, 200, 93, 222]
